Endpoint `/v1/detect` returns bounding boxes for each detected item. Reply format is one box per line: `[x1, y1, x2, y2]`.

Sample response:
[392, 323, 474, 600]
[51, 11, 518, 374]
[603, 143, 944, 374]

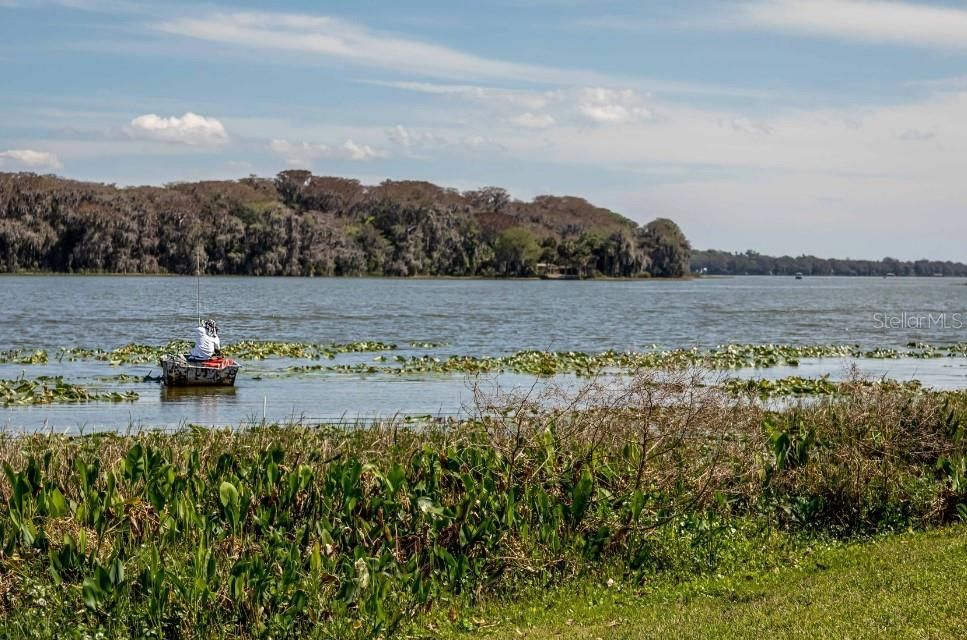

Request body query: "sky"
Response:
[2, 0, 967, 260]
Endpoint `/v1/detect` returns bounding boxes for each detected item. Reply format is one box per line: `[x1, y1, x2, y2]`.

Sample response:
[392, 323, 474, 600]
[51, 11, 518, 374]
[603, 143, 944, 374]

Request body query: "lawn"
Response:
[432, 526, 967, 639]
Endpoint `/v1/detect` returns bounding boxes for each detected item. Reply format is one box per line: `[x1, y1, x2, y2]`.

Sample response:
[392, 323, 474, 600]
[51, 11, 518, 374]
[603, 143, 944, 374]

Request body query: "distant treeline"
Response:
[691, 249, 967, 277]
[0, 171, 691, 278]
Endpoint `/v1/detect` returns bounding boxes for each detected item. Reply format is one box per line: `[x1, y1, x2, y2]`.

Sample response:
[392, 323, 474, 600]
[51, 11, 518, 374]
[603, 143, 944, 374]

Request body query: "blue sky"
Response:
[2, 0, 967, 260]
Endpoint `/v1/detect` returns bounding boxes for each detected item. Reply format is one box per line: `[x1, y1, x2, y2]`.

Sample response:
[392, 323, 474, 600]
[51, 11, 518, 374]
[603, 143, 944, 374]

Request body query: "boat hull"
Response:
[160, 355, 239, 387]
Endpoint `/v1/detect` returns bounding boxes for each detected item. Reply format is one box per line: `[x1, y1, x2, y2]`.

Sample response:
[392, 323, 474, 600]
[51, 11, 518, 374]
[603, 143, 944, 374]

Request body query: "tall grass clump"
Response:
[758, 378, 967, 533]
[0, 369, 965, 638]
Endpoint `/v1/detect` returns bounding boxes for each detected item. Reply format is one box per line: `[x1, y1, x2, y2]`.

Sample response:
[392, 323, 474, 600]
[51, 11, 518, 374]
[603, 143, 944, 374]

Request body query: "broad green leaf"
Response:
[219, 481, 240, 509]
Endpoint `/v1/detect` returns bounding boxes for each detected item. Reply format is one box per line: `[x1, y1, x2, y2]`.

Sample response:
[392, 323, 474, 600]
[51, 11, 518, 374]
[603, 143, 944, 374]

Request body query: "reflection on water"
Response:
[160, 385, 239, 429]
[1, 275, 966, 431]
[160, 385, 239, 403]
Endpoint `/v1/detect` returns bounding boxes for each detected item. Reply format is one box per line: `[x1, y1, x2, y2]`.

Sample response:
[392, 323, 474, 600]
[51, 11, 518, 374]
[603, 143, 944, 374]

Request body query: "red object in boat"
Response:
[200, 356, 237, 368]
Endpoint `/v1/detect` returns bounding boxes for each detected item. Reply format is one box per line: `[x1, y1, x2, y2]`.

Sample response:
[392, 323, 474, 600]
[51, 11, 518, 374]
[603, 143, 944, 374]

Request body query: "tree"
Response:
[273, 170, 312, 208]
[640, 218, 691, 277]
[493, 227, 541, 276]
[464, 187, 510, 212]
[0, 170, 713, 278]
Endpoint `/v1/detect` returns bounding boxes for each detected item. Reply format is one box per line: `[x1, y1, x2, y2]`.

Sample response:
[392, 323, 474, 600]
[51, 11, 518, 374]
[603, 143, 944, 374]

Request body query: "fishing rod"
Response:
[195, 251, 201, 326]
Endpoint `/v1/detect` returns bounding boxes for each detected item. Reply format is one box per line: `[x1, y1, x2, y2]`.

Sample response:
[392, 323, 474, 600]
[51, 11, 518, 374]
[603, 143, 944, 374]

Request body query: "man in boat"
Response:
[189, 318, 222, 361]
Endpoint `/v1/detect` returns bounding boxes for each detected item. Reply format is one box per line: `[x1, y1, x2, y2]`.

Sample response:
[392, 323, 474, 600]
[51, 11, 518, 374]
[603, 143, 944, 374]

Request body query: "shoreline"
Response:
[0, 271, 697, 280]
[1, 271, 964, 280]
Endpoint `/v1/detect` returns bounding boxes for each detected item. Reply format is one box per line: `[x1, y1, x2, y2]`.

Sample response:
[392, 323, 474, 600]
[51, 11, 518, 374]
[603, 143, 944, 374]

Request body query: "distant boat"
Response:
[885, 272, 896, 278]
[795, 272, 803, 280]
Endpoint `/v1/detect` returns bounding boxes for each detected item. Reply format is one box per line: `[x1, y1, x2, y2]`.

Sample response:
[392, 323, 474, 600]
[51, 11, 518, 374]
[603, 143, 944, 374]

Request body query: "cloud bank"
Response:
[732, 0, 967, 50]
[155, 11, 614, 86]
[268, 138, 388, 165]
[0, 149, 63, 169]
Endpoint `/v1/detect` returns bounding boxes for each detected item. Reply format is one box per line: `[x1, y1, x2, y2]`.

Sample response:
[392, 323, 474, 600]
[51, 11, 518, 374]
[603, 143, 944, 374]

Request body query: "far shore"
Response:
[2, 271, 964, 280]
[0, 271, 697, 280]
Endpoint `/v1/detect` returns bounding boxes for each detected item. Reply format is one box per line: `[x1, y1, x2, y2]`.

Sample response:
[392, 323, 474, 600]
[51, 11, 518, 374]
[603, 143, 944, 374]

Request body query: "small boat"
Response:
[795, 272, 803, 280]
[160, 354, 239, 387]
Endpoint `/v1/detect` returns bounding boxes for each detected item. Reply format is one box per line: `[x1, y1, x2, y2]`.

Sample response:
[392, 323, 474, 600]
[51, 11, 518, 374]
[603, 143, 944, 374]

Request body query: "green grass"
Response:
[430, 526, 967, 639]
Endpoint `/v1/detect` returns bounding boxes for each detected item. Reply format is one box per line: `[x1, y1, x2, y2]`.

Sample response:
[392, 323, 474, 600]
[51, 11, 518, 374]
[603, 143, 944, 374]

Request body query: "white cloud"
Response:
[377, 81, 654, 127]
[498, 88, 967, 257]
[510, 112, 556, 129]
[155, 11, 617, 86]
[343, 139, 387, 160]
[226, 160, 255, 172]
[462, 135, 487, 149]
[268, 137, 388, 165]
[125, 112, 229, 145]
[3, 0, 145, 11]
[355, 79, 967, 257]
[0, 149, 63, 169]
[911, 75, 967, 92]
[732, 0, 967, 50]
[386, 125, 414, 147]
[575, 88, 652, 124]
[729, 117, 773, 135]
[460, 135, 507, 151]
[365, 81, 552, 110]
[386, 125, 447, 148]
[268, 139, 330, 166]
[898, 128, 935, 141]
[535, 92, 967, 178]
[268, 138, 298, 155]
[385, 125, 411, 147]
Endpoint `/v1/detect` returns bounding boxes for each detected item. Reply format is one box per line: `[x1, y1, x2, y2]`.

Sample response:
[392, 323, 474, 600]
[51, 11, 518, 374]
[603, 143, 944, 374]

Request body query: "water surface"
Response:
[2, 275, 965, 430]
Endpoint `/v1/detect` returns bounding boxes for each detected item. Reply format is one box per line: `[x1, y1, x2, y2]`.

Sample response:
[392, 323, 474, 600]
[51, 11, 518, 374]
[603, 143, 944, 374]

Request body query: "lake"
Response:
[2, 275, 966, 431]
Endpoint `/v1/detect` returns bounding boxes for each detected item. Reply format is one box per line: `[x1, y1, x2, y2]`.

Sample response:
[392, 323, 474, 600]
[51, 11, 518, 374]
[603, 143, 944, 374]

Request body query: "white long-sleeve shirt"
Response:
[190, 325, 221, 360]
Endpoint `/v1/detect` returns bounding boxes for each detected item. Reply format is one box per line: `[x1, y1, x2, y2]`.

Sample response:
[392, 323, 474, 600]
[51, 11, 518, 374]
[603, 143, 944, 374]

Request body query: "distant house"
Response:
[536, 262, 580, 280]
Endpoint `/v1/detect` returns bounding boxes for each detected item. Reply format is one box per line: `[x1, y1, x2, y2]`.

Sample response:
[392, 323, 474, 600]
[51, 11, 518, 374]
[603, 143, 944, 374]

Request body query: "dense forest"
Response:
[0, 171, 691, 278]
[691, 249, 967, 277]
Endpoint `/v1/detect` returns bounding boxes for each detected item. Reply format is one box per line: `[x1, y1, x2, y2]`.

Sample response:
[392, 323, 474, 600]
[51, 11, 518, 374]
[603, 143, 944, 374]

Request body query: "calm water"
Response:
[2, 275, 966, 430]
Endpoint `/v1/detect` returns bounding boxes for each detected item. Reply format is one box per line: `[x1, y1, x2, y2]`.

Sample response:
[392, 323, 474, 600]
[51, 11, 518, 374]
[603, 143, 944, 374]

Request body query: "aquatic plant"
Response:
[95, 373, 164, 384]
[223, 340, 396, 360]
[58, 340, 398, 365]
[31, 341, 967, 376]
[58, 341, 191, 365]
[0, 349, 48, 365]
[723, 375, 839, 397]
[722, 376, 923, 397]
[281, 343, 964, 378]
[0, 376, 138, 406]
